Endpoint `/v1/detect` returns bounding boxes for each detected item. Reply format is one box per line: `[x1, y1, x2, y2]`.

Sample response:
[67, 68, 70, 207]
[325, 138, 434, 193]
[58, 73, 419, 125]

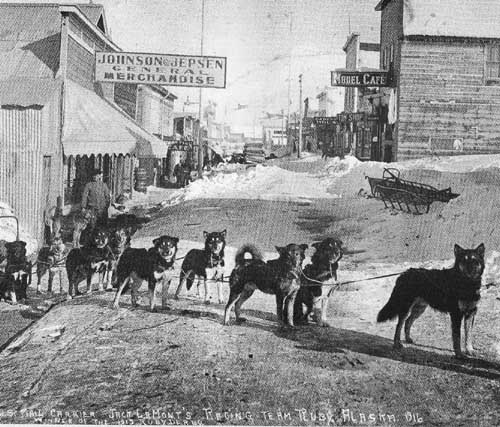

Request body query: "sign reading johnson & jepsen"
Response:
[331, 70, 388, 87]
[95, 52, 227, 88]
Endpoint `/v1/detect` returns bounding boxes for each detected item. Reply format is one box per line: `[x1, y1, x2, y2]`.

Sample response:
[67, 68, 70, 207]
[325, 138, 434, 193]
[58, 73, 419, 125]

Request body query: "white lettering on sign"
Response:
[332, 70, 389, 87]
[95, 52, 226, 88]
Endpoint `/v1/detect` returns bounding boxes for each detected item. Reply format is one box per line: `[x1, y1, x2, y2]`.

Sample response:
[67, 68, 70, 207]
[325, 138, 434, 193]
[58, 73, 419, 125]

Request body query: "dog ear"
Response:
[311, 242, 321, 249]
[476, 243, 485, 257]
[221, 229, 227, 238]
[152, 237, 160, 246]
[173, 237, 179, 245]
[203, 231, 208, 239]
[300, 244, 308, 252]
[275, 246, 285, 255]
[454, 244, 464, 257]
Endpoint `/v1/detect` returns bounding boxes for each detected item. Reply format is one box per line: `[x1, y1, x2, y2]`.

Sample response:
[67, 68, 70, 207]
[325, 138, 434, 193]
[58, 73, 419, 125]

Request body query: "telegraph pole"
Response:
[197, 0, 205, 178]
[298, 73, 302, 158]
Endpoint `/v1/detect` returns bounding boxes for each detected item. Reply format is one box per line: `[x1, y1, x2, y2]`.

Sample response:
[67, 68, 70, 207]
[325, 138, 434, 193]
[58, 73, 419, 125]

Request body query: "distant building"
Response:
[316, 87, 344, 117]
[376, 0, 500, 159]
[343, 33, 380, 113]
[261, 115, 287, 149]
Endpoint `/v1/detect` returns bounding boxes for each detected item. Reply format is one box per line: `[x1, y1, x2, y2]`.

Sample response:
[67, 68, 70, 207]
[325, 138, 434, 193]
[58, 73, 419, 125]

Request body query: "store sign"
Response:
[313, 117, 338, 126]
[95, 52, 227, 88]
[331, 70, 389, 87]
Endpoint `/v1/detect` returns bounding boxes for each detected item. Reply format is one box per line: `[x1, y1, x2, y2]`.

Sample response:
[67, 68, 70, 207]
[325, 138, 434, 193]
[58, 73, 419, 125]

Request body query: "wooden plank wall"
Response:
[397, 39, 500, 159]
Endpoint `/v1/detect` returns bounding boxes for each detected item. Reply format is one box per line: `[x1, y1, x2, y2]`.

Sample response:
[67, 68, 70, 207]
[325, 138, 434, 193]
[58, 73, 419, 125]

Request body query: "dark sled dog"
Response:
[4, 240, 32, 302]
[175, 230, 226, 304]
[293, 238, 343, 327]
[223, 243, 308, 327]
[377, 243, 485, 358]
[66, 228, 113, 298]
[112, 235, 179, 311]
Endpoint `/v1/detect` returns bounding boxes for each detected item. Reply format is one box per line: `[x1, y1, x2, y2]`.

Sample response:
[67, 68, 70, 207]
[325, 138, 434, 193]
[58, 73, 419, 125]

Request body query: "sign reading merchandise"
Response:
[95, 52, 227, 88]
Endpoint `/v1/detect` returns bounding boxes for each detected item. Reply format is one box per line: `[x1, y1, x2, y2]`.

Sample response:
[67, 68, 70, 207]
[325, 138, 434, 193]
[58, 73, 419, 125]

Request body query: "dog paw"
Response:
[453, 352, 468, 361]
[319, 322, 332, 328]
[204, 300, 211, 305]
[218, 300, 225, 305]
[405, 337, 415, 344]
[235, 317, 247, 324]
[464, 348, 475, 356]
[393, 342, 404, 350]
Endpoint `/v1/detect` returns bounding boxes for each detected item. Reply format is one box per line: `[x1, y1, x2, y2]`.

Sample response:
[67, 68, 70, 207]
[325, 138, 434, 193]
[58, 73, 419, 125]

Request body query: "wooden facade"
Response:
[377, 0, 500, 160]
[0, 4, 164, 244]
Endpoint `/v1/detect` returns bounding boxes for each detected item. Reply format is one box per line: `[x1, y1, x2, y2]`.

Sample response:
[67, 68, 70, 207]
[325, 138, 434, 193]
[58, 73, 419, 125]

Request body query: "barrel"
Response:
[134, 167, 147, 193]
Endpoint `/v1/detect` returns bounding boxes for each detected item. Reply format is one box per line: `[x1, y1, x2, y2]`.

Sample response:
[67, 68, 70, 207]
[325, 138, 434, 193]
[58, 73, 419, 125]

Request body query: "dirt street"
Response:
[0, 171, 500, 426]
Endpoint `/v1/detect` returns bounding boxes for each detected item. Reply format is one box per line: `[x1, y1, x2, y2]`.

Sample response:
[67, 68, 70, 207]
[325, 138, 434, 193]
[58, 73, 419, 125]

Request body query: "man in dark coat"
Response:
[81, 169, 111, 228]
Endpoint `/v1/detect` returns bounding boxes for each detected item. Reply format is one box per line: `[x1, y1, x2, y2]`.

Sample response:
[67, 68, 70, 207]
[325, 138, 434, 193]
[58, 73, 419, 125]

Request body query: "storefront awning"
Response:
[62, 80, 164, 157]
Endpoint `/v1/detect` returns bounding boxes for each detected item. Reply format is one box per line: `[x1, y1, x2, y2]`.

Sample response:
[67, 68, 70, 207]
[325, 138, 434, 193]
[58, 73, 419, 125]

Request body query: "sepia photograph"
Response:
[0, 0, 499, 425]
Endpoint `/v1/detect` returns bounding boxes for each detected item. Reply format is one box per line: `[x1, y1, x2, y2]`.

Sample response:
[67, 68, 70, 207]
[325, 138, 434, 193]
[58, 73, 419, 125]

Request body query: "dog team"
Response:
[0, 209, 487, 359]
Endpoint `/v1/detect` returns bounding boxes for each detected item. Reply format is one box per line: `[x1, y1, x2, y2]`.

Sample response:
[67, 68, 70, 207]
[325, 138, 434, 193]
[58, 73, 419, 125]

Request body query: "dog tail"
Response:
[377, 296, 399, 322]
[234, 244, 263, 266]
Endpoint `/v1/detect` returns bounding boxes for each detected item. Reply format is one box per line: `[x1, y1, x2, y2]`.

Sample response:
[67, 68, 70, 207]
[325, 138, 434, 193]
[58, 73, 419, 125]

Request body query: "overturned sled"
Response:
[366, 168, 459, 214]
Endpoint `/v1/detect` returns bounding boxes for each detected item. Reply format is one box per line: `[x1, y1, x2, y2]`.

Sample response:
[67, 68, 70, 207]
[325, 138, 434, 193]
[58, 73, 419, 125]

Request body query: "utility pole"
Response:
[298, 74, 302, 158]
[197, 0, 205, 178]
[286, 11, 293, 154]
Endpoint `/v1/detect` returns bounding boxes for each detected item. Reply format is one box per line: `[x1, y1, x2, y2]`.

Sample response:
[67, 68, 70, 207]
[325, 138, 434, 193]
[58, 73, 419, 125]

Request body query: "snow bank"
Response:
[164, 163, 340, 206]
[0, 202, 37, 256]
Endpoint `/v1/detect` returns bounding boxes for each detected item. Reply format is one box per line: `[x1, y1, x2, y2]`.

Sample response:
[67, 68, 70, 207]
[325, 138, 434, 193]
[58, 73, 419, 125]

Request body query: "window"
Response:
[486, 44, 500, 83]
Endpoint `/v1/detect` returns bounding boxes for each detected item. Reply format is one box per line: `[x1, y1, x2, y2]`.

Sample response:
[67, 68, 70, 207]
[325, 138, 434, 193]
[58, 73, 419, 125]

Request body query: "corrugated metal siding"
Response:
[0, 107, 44, 239]
[0, 86, 62, 242]
[0, 5, 60, 41]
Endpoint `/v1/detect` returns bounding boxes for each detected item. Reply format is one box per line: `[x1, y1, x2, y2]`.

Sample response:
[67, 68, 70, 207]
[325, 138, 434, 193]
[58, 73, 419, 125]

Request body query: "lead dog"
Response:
[224, 243, 308, 327]
[112, 235, 179, 311]
[293, 237, 343, 327]
[175, 230, 226, 304]
[377, 243, 485, 358]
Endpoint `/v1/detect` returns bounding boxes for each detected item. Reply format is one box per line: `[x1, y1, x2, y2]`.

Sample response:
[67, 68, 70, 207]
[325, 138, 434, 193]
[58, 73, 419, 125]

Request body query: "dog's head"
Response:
[90, 228, 109, 249]
[152, 235, 179, 262]
[49, 235, 66, 257]
[5, 241, 27, 262]
[311, 238, 343, 265]
[114, 214, 142, 236]
[454, 243, 485, 281]
[276, 243, 308, 270]
[204, 230, 226, 256]
[110, 227, 131, 250]
[80, 208, 94, 225]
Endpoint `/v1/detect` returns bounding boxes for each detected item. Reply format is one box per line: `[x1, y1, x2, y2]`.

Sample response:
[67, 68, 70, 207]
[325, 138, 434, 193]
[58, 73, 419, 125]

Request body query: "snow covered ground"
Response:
[2, 152, 500, 284]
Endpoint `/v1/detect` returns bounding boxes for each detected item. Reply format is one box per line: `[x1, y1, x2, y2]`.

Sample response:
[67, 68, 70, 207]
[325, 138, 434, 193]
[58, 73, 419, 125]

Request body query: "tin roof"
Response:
[0, 78, 61, 106]
[76, 4, 105, 27]
[0, 4, 109, 92]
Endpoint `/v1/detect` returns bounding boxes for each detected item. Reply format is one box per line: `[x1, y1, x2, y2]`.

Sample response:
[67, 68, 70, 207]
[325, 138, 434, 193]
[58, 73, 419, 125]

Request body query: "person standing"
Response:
[81, 169, 111, 228]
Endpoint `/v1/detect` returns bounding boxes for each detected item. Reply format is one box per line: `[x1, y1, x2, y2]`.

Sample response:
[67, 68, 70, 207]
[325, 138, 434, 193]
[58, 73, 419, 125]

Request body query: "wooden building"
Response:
[376, 0, 500, 160]
[0, 3, 162, 242]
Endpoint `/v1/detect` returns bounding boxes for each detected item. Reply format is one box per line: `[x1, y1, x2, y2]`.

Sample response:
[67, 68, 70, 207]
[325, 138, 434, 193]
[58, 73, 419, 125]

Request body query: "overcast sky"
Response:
[3, 0, 380, 134]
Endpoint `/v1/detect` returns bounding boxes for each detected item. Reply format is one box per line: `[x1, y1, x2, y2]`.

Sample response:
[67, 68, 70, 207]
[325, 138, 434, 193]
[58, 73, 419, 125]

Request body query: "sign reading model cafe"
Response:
[331, 69, 389, 87]
[95, 52, 227, 88]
